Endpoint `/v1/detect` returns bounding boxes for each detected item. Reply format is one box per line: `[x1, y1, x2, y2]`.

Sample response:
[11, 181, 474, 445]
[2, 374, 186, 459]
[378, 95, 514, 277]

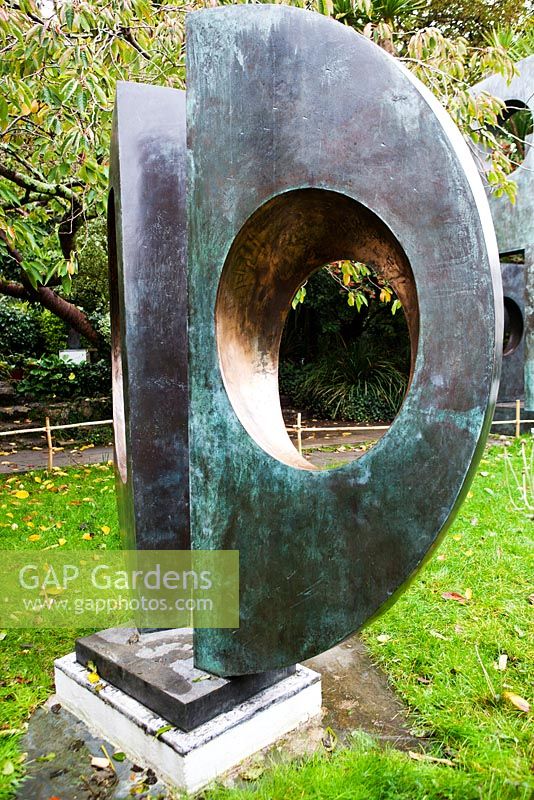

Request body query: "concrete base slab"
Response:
[54, 653, 321, 794]
[76, 627, 294, 731]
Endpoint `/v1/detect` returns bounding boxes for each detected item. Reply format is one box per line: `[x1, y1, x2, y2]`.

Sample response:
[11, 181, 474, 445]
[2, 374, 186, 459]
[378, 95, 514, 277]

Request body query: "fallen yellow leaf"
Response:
[101, 525, 110, 535]
[82, 533, 93, 541]
[503, 692, 530, 713]
[58, 538, 66, 546]
[28, 534, 41, 542]
[13, 490, 29, 499]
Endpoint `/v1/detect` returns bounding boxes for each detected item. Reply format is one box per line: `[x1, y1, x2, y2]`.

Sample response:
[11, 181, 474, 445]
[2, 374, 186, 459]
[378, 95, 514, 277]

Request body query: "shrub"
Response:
[282, 337, 408, 423]
[37, 309, 69, 354]
[279, 361, 303, 401]
[16, 355, 111, 401]
[0, 299, 43, 357]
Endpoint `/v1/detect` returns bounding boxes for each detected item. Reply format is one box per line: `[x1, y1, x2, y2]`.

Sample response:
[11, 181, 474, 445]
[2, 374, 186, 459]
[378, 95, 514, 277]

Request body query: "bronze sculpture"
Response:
[105, 5, 501, 681]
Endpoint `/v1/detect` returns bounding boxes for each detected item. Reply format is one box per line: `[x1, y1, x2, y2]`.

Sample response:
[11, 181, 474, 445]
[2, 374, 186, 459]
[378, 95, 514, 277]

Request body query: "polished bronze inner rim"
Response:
[108, 189, 128, 484]
[216, 189, 419, 470]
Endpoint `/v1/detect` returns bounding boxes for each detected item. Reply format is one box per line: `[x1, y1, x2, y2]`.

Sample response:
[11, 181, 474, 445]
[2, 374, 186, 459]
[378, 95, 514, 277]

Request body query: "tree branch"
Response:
[1, 143, 49, 185]
[58, 198, 84, 260]
[0, 228, 25, 265]
[0, 162, 78, 203]
[0, 228, 101, 345]
[0, 278, 29, 300]
[119, 26, 151, 59]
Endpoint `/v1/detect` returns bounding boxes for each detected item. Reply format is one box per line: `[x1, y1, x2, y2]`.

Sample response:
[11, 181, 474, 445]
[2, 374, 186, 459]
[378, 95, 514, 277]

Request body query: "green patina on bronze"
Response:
[107, 6, 502, 679]
[187, 5, 502, 676]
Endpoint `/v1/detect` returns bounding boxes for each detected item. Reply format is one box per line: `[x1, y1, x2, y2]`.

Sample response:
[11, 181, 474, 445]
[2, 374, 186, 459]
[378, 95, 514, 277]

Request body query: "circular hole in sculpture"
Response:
[107, 189, 128, 484]
[279, 262, 411, 467]
[503, 296, 524, 356]
[491, 99, 533, 173]
[216, 189, 418, 471]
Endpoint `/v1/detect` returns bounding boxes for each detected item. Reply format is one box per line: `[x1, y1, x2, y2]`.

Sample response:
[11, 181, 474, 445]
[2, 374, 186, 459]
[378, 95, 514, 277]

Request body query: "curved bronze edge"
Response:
[109, 81, 190, 552]
[216, 188, 419, 471]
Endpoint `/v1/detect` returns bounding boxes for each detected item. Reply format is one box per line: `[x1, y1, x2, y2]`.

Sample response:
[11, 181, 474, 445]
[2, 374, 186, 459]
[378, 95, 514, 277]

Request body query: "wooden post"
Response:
[515, 399, 521, 439]
[45, 416, 54, 472]
[297, 412, 302, 456]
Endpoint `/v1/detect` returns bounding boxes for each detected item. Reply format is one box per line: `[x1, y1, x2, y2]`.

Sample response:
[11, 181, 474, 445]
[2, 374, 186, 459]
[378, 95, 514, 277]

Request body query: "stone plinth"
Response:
[76, 628, 294, 731]
[54, 653, 321, 794]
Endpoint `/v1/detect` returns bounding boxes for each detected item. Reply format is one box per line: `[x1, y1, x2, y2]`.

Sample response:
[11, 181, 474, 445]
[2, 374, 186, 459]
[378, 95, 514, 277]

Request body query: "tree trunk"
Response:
[35, 285, 101, 345]
[0, 229, 101, 345]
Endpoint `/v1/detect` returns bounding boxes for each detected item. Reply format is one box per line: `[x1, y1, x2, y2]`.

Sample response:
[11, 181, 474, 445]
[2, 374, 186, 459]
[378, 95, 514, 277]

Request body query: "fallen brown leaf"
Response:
[442, 592, 467, 604]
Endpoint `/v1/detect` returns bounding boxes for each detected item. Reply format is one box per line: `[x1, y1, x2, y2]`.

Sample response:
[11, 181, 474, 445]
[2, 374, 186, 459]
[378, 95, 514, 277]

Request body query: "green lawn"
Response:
[0, 441, 532, 799]
[0, 461, 120, 798]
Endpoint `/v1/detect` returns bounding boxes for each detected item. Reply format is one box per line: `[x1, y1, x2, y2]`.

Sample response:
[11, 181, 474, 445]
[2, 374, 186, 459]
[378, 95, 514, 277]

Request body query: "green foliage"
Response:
[73, 222, 111, 352]
[0, 0, 529, 319]
[37, 309, 68, 354]
[281, 268, 411, 421]
[283, 270, 359, 363]
[293, 337, 408, 421]
[0, 299, 79, 360]
[72, 219, 109, 314]
[0, 0, 187, 278]
[491, 103, 534, 171]
[15, 355, 110, 400]
[420, 0, 529, 43]
[279, 361, 303, 401]
[0, 298, 41, 357]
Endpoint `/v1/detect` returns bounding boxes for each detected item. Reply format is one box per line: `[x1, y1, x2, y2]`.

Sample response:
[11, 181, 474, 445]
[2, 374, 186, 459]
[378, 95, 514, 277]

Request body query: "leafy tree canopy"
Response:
[0, 0, 532, 339]
[422, 0, 532, 43]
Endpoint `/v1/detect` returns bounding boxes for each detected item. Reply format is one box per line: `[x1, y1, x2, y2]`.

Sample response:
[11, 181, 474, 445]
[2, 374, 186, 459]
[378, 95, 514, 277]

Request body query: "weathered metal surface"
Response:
[108, 82, 190, 551]
[471, 56, 534, 255]
[471, 57, 534, 410]
[527, 245, 534, 408]
[187, 5, 501, 675]
[499, 261, 525, 402]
